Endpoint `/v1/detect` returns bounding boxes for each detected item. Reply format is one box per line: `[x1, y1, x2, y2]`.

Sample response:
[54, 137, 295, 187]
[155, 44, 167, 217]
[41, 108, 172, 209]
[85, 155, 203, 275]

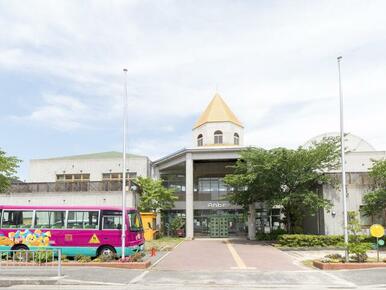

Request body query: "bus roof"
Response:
[0, 205, 138, 211]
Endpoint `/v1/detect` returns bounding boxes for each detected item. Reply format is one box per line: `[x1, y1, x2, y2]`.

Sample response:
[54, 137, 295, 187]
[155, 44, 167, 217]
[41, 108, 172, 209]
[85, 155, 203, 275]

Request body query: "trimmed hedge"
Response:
[277, 234, 375, 247]
[256, 229, 287, 241]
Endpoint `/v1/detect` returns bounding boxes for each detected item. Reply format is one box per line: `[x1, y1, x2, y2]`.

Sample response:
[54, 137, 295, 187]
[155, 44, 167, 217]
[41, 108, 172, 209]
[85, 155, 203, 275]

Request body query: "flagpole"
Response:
[337, 56, 349, 262]
[121, 68, 128, 260]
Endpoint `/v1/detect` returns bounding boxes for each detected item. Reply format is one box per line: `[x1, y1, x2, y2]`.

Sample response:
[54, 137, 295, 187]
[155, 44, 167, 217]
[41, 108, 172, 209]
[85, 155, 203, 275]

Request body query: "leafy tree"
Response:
[224, 137, 340, 233]
[361, 159, 386, 218]
[0, 149, 21, 193]
[347, 211, 371, 262]
[135, 176, 177, 212]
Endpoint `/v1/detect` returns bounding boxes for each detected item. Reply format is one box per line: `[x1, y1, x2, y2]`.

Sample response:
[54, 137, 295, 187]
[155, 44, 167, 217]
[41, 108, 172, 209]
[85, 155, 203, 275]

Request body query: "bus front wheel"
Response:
[97, 245, 116, 258]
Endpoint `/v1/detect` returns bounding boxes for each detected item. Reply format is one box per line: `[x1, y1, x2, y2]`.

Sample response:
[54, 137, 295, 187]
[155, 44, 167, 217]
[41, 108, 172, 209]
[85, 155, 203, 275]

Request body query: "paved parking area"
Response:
[153, 239, 302, 271]
[153, 239, 236, 271]
[231, 240, 303, 270]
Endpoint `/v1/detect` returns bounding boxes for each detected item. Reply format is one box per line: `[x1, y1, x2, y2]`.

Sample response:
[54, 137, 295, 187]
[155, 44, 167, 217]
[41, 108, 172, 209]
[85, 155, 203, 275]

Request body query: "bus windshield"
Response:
[128, 211, 142, 231]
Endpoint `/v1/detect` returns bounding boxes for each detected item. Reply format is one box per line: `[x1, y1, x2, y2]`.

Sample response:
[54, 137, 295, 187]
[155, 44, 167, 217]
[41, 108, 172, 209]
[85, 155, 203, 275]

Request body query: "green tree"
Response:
[224, 137, 340, 233]
[361, 159, 386, 219]
[0, 149, 21, 193]
[135, 176, 177, 212]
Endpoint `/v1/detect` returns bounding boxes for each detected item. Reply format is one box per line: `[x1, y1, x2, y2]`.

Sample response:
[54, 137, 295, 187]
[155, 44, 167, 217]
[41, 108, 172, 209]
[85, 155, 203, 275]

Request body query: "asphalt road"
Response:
[3, 240, 386, 289]
[3, 267, 386, 289]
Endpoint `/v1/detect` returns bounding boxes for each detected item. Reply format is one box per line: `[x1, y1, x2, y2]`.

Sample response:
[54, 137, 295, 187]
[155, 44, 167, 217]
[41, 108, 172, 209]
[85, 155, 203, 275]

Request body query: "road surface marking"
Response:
[225, 239, 247, 269]
[150, 240, 184, 269]
[129, 270, 149, 284]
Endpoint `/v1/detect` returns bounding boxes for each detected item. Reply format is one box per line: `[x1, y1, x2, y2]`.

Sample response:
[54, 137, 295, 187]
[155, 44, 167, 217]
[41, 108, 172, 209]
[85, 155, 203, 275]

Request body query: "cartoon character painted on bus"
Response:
[0, 230, 51, 247]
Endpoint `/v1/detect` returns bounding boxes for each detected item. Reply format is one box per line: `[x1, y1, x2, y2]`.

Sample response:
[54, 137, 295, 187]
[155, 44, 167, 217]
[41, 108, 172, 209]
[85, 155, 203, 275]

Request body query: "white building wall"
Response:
[29, 157, 150, 182]
[192, 122, 243, 147]
[322, 150, 386, 234]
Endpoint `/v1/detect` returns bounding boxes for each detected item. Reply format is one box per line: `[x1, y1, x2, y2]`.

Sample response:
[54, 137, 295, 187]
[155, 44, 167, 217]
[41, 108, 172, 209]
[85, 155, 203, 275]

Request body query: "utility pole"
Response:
[337, 56, 349, 262]
[121, 68, 128, 260]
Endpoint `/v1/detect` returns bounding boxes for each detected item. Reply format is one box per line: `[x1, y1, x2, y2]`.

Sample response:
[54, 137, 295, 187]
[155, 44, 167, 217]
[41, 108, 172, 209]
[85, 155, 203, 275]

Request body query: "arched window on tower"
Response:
[214, 130, 223, 144]
[197, 134, 203, 147]
[234, 133, 239, 145]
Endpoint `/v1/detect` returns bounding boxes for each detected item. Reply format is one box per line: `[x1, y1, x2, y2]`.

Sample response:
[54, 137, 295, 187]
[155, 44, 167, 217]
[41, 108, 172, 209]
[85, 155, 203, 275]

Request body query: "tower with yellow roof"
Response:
[192, 93, 243, 147]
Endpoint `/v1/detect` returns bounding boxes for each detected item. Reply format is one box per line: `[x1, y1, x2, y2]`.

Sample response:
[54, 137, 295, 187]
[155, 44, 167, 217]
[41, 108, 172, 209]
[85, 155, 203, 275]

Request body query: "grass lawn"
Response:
[302, 259, 316, 268]
[144, 237, 183, 252]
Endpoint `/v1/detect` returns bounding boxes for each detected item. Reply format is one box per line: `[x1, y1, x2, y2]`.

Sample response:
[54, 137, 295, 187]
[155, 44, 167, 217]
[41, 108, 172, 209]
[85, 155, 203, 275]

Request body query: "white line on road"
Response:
[129, 270, 149, 284]
[149, 239, 184, 269]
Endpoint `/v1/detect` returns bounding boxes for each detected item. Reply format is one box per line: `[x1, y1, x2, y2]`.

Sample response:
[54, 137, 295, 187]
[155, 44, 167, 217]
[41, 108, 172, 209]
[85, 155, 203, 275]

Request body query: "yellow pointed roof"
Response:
[193, 93, 243, 129]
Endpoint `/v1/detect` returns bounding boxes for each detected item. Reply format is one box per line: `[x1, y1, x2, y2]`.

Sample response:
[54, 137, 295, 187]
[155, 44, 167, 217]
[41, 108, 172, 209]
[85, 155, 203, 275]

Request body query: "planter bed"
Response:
[0, 260, 151, 269]
[278, 246, 345, 251]
[313, 260, 386, 270]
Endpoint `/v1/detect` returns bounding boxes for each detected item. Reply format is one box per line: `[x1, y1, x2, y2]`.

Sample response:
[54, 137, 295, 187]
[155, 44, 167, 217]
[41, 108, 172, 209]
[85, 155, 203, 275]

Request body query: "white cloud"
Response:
[12, 94, 94, 130]
[1, 0, 386, 151]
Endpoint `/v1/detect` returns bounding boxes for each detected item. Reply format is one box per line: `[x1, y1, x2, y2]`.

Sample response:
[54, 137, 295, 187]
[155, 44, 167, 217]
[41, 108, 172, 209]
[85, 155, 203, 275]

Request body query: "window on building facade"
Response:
[102, 172, 137, 180]
[197, 134, 203, 147]
[234, 133, 239, 145]
[56, 174, 90, 182]
[214, 130, 223, 144]
[197, 177, 229, 201]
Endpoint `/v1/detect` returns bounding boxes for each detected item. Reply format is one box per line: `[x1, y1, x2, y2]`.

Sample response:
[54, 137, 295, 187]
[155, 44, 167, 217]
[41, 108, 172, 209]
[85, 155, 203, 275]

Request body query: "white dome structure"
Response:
[304, 132, 375, 152]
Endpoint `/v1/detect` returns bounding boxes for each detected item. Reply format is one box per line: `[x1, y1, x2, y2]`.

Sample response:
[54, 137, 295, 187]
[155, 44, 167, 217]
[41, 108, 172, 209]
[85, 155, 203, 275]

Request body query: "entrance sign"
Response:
[370, 224, 384, 238]
[208, 202, 226, 208]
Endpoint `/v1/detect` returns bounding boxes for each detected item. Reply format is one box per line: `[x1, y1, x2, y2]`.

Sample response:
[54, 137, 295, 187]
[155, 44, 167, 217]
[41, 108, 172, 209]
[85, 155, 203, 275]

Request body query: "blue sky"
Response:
[1, 0, 386, 180]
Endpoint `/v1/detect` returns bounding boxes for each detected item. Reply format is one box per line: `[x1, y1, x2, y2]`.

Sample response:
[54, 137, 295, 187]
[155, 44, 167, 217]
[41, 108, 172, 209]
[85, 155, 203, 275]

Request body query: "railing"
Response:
[0, 249, 62, 276]
[9, 181, 124, 193]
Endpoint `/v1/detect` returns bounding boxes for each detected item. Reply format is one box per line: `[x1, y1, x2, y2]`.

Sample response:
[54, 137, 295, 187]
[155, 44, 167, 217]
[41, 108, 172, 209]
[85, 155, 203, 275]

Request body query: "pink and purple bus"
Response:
[0, 205, 144, 257]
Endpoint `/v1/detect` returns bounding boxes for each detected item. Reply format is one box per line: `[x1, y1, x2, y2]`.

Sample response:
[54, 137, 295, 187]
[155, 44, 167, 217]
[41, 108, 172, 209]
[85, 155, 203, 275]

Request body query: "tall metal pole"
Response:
[337, 56, 349, 262]
[121, 68, 128, 260]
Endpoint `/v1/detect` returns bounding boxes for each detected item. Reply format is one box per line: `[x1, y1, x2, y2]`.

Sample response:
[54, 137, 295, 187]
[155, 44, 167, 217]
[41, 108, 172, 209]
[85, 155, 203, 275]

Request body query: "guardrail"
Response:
[0, 249, 62, 277]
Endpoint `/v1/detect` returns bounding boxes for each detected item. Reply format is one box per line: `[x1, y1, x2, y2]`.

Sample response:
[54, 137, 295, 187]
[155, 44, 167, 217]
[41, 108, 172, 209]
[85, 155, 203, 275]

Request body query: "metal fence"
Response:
[0, 249, 62, 277]
[9, 181, 124, 193]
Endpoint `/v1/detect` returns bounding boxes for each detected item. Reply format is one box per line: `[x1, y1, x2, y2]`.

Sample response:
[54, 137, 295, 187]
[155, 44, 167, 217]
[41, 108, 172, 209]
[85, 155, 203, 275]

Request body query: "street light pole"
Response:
[337, 56, 349, 262]
[121, 68, 128, 260]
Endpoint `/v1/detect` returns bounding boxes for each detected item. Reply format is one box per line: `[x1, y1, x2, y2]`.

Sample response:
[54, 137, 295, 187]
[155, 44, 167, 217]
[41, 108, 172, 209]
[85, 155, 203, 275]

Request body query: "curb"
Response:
[313, 260, 386, 270]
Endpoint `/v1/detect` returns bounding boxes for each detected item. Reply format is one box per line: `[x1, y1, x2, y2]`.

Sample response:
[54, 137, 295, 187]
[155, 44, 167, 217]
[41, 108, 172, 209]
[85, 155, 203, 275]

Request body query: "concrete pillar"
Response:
[248, 203, 256, 240]
[185, 153, 194, 239]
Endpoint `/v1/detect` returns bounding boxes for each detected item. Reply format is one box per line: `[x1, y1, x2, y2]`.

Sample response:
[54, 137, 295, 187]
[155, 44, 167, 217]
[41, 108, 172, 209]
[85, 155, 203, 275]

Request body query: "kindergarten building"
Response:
[2, 94, 386, 238]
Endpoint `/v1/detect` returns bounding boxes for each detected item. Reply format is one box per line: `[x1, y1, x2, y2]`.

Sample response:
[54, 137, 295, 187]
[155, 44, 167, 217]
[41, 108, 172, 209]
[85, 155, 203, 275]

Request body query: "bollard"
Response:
[150, 247, 156, 257]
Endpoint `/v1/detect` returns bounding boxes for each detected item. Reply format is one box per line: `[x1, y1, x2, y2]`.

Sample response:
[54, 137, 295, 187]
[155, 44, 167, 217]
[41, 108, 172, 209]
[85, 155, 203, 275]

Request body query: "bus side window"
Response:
[35, 211, 66, 229]
[102, 216, 122, 230]
[67, 211, 99, 229]
[2, 210, 33, 229]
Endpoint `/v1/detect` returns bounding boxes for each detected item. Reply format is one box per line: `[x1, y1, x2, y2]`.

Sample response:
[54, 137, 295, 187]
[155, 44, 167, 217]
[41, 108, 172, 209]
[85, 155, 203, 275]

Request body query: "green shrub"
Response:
[321, 253, 344, 263]
[98, 252, 117, 262]
[32, 251, 53, 263]
[128, 252, 144, 262]
[277, 234, 342, 247]
[75, 255, 91, 263]
[61, 255, 69, 262]
[348, 242, 372, 262]
[256, 229, 287, 241]
[277, 234, 374, 248]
